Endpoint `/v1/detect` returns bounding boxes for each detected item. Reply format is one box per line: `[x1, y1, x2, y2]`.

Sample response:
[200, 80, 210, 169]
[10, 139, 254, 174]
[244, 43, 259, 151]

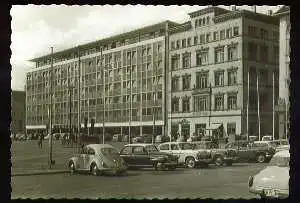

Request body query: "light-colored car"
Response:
[262, 135, 273, 141]
[67, 144, 127, 176]
[248, 150, 289, 199]
[158, 142, 212, 168]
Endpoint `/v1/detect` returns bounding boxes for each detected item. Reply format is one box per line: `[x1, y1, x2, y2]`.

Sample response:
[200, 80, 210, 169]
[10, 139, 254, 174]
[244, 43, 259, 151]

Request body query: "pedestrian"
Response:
[38, 133, 42, 148]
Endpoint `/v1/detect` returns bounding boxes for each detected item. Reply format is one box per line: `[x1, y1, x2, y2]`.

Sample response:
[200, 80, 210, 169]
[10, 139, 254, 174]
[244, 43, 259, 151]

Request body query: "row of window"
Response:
[248, 26, 279, 41]
[171, 93, 238, 113]
[171, 26, 239, 50]
[194, 16, 210, 28]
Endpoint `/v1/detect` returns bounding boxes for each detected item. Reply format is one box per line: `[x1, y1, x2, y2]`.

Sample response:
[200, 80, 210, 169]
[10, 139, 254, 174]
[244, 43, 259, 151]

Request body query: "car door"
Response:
[78, 146, 88, 170]
[237, 141, 252, 161]
[132, 146, 148, 166]
[119, 146, 133, 165]
[158, 143, 171, 154]
[85, 147, 96, 169]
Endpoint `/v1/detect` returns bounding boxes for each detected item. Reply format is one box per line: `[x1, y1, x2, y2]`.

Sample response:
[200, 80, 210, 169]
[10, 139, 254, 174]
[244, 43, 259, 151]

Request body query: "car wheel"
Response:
[214, 156, 224, 167]
[69, 161, 76, 174]
[256, 154, 266, 163]
[185, 157, 196, 168]
[90, 163, 100, 176]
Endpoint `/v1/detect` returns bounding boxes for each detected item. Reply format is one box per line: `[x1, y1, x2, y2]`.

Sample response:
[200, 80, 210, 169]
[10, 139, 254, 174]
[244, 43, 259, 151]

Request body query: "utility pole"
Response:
[272, 71, 275, 140]
[101, 48, 105, 144]
[257, 74, 261, 140]
[77, 47, 81, 152]
[48, 47, 54, 169]
[208, 83, 212, 138]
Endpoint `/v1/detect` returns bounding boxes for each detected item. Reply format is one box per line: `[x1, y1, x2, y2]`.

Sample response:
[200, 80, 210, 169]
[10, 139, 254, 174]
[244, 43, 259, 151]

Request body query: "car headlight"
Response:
[248, 176, 254, 187]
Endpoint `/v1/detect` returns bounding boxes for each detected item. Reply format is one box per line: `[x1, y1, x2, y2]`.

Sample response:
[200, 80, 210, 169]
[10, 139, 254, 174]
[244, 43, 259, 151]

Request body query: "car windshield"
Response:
[145, 145, 159, 152]
[101, 147, 119, 155]
[269, 156, 290, 167]
[179, 143, 193, 150]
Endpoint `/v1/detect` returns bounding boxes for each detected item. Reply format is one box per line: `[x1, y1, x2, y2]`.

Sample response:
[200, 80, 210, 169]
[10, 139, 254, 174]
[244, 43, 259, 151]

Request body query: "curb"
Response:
[12, 170, 69, 177]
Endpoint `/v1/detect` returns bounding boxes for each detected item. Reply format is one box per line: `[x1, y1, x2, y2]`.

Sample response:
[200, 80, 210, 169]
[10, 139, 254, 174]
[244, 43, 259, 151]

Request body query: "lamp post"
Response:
[68, 82, 74, 147]
[48, 46, 54, 169]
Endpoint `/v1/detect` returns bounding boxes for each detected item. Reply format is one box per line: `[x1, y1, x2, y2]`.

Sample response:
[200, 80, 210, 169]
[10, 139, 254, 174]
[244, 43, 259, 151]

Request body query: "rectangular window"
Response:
[182, 98, 190, 113]
[213, 31, 218, 41]
[187, 38, 191, 46]
[196, 49, 209, 66]
[176, 40, 180, 49]
[228, 70, 237, 85]
[171, 41, 175, 49]
[171, 77, 179, 91]
[214, 47, 224, 63]
[220, 30, 225, 40]
[215, 95, 224, 111]
[194, 96, 208, 111]
[226, 28, 232, 38]
[171, 55, 179, 71]
[227, 123, 236, 135]
[182, 39, 186, 48]
[248, 42, 258, 60]
[194, 36, 198, 45]
[228, 94, 237, 110]
[196, 72, 208, 89]
[214, 71, 224, 86]
[260, 28, 268, 40]
[182, 52, 191, 69]
[200, 34, 205, 44]
[233, 27, 239, 36]
[260, 45, 268, 62]
[172, 98, 179, 112]
[273, 45, 279, 63]
[228, 45, 238, 61]
[248, 26, 257, 38]
[273, 31, 279, 42]
[182, 75, 191, 90]
[206, 33, 210, 43]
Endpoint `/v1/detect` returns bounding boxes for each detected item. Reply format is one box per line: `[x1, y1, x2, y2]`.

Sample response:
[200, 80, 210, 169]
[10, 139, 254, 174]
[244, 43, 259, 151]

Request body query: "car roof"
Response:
[86, 144, 115, 149]
[274, 150, 290, 158]
[124, 143, 155, 147]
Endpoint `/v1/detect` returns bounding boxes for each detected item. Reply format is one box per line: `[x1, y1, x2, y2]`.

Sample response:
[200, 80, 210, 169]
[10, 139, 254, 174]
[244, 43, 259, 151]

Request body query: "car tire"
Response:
[185, 157, 196, 168]
[256, 154, 266, 163]
[214, 156, 224, 167]
[69, 161, 76, 174]
[90, 163, 100, 176]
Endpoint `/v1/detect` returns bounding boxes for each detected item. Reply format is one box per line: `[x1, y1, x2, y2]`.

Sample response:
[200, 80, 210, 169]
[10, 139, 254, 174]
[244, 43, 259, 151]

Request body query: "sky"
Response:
[10, 5, 282, 91]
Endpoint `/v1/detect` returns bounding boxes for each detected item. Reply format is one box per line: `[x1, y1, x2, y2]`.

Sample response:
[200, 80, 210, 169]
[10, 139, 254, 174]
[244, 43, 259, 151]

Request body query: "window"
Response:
[206, 33, 210, 43]
[215, 95, 224, 110]
[227, 123, 236, 135]
[187, 38, 191, 46]
[182, 39, 186, 48]
[207, 16, 210, 24]
[228, 45, 238, 61]
[171, 144, 179, 150]
[228, 69, 237, 85]
[182, 75, 191, 90]
[203, 17, 206, 25]
[171, 41, 175, 49]
[228, 93, 237, 110]
[248, 42, 258, 60]
[220, 30, 225, 40]
[260, 28, 268, 40]
[233, 27, 239, 36]
[213, 31, 218, 41]
[200, 34, 205, 44]
[132, 146, 145, 154]
[171, 55, 179, 70]
[179, 143, 193, 150]
[194, 36, 198, 45]
[182, 98, 190, 112]
[196, 72, 208, 89]
[199, 18, 202, 26]
[273, 31, 279, 42]
[273, 45, 279, 63]
[171, 77, 179, 91]
[248, 26, 257, 37]
[172, 98, 179, 112]
[226, 28, 232, 38]
[214, 47, 224, 63]
[214, 71, 224, 86]
[176, 40, 180, 49]
[182, 52, 191, 69]
[196, 49, 209, 66]
[260, 45, 268, 62]
[159, 144, 169, 150]
[195, 19, 198, 27]
[194, 96, 208, 111]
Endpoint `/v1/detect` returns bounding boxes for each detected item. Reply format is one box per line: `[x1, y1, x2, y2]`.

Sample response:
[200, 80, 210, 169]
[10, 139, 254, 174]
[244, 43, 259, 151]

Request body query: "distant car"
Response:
[192, 141, 238, 166]
[67, 144, 127, 176]
[158, 142, 212, 168]
[112, 134, 122, 142]
[249, 136, 258, 142]
[122, 135, 129, 142]
[225, 140, 276, 163]
[119, 143, 178, 170]
[262, 135, 273, 141]
[249, 150, 289, 199]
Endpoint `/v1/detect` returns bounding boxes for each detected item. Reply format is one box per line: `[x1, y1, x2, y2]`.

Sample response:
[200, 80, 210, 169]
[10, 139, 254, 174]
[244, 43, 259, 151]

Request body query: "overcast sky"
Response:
[10, 5, 282, 91]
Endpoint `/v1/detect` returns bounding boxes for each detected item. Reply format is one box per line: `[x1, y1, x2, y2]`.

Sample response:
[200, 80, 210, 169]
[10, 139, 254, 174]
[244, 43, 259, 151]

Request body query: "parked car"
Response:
[132, 136, 143, 143]
[225, 140, 276, 163]
[176, 136, 186, 142]
[122, 135, 129, 142]
[248, 150, 289, 199]
[158, 142, 212, 168]
[67, 144, 127, 176]
[187, 136, 201, 142]
[192, 141, 238, 166]
[119, 143, 178, 170]
[249, 136, 258, 142]
[270, 139, 289, 152]
[154, 135, 170, 143]
[262, 135, 273, 141]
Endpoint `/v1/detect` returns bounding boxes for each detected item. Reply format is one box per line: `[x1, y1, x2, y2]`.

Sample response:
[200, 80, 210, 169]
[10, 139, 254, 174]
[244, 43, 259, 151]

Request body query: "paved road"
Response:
[12, 163, 267, 199]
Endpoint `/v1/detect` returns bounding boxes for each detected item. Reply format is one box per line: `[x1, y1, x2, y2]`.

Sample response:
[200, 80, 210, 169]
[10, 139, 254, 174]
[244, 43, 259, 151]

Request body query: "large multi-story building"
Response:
[274, 6, 290, 139]
[26, 21, 178, 136]
[11, 90, 26, 135]
[25, 6, 280, 140]
[167, 6, 279, 139]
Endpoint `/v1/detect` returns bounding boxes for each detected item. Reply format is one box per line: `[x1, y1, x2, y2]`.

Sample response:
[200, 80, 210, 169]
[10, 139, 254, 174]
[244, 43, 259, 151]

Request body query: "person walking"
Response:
[38, 133, 42, 148]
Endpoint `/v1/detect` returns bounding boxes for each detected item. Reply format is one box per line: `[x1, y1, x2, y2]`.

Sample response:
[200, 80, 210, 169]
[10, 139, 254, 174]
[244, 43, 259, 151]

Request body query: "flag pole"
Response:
[257, 74, 261, 140]
[272, 71, 275, 140]
[247, 69, 249, 141]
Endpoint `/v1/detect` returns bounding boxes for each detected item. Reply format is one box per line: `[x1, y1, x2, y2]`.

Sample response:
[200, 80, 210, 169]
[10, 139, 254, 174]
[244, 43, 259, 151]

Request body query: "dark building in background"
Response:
[11, 90, 26, 135]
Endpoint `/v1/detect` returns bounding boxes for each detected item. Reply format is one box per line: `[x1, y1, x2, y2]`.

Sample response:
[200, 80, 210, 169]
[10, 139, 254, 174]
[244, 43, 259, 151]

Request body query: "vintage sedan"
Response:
[67, 144, 127, 176]
[249, 150, 289, 199]
[119, 143, 178, 170]
[225, 140, 275, 163]
[158, 142, 212, 168]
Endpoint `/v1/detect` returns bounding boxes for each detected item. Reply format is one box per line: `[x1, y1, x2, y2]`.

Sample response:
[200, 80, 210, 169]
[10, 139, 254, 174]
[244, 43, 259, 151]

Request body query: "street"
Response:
[12, 162, 267, 199]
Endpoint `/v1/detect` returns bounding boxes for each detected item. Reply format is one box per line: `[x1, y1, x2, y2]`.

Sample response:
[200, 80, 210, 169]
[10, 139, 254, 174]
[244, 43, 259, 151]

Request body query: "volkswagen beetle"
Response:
[67, 144, 127, 176]
[248, 150, 289, 199]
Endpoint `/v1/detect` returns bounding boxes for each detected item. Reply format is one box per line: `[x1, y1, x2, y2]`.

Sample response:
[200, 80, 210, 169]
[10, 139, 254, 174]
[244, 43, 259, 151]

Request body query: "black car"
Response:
[119, 143, 178, 170]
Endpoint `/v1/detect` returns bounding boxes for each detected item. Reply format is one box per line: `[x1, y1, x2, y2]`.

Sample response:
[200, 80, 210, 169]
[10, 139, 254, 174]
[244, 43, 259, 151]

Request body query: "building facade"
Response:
[274, 6, 290, 139]
[26, 21, 178, 136]
[167, 7, 279, 139]
[11, 90, 26, 135]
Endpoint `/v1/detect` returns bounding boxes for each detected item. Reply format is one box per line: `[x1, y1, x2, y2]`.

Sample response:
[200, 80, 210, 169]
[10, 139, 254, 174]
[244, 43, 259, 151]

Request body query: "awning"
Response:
[26, 125, 46, 129]
[206, 123, 222, 130]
